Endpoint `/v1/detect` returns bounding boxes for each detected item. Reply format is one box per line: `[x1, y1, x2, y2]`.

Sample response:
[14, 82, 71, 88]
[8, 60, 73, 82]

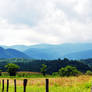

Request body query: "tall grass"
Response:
[0, 75, 92, 92]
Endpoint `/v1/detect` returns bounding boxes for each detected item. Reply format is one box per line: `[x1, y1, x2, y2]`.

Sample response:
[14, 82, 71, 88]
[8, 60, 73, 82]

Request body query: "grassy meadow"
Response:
[0, 75, 92, 92]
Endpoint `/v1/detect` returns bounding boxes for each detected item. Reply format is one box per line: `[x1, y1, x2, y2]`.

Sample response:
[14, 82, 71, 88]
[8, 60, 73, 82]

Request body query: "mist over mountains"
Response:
[1, 43, 92, 59]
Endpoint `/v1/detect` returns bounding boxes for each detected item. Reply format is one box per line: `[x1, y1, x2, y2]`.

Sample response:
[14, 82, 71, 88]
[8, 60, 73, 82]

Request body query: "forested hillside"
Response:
[0, 58, 91, 74]
[81, 58, 92, 67]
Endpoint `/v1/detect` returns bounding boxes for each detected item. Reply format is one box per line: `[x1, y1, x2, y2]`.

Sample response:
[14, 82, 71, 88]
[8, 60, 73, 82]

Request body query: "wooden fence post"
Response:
[7, 80, 9, 92]
[23, 79, 28, 92]
[14, 79, 16, 92]
[2, 80, 4, 92]
[46, 79, 49, 92]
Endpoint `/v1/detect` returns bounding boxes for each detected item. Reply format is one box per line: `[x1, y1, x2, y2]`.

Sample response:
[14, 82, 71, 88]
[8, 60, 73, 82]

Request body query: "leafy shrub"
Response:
[52, 72, 59, 76]
[85, 70, 92, 75]
[5, 63, 19, 76]
[59, 66, 81, 77]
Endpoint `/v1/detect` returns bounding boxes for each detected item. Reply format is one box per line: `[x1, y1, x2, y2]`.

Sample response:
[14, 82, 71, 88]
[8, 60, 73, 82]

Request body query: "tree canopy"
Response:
[59, 66, 81, 76]
[5, 63, 19, 76]
[40, 64, 47, 76]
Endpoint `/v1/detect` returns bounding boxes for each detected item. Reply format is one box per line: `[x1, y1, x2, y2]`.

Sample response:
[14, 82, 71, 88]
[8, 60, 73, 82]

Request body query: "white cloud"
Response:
[0, 0, 92, 45]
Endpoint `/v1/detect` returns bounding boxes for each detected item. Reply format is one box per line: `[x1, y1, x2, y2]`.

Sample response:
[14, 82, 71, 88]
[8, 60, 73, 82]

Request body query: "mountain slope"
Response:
[0, 45, 29, 51]
[0, 47, 29, 58]
[64, 50, 92, 59]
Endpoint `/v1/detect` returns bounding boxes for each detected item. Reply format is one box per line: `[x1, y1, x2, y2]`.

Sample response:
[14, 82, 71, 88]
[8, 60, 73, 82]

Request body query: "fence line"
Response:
[0, 79, 49, 92]
[1, 79, 92, 92]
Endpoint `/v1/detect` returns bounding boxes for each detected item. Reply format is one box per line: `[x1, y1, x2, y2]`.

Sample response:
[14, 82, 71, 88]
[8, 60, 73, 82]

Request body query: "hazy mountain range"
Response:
[1, 43, 92, 59]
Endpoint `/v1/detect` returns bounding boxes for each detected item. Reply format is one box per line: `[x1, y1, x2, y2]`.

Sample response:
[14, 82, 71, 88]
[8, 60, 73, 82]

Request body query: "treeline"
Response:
[81, 58, 92, 67]
[0, 58, 91, 74]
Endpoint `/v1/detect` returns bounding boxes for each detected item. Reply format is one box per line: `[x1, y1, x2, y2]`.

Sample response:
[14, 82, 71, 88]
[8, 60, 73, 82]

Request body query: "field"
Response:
[0, 75, 92, 92]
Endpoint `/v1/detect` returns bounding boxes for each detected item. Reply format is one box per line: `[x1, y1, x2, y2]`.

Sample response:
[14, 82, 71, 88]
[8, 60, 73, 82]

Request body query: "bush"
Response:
[52, 72, 59, 76]
[40, 64, 47, 76]
[85, 70, 92, 75]
[5, 63, 19, 76]
[59, 66, 81, 77]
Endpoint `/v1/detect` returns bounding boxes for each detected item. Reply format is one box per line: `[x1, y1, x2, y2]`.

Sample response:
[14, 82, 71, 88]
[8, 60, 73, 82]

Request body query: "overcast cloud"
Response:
[0, 0, 92, 45]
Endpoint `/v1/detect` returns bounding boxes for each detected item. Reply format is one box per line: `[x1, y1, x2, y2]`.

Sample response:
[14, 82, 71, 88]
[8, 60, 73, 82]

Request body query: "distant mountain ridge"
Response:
[0, 47, 29, 58]
[64, 50, 92, 59]
[24, 43, 92, 59]
[1, 43, 92, 59]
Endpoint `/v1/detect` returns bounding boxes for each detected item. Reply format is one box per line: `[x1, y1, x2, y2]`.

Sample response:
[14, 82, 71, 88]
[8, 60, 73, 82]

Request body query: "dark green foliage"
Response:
[63, 58, 69, 62]
[0, 70, 2, 76]
[5, 63, 19, 76]
[0, 58, 91, 74]
[59, 66, 81, 76]
[81, 59, 92, 67]
[52, 72, 59, 76]
[85, 70, 92, 75]
[40, 64, 47, 76]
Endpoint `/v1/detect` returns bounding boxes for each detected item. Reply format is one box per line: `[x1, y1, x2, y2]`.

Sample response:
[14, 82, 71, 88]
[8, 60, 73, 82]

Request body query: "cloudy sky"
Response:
[0, 0, 92, 46]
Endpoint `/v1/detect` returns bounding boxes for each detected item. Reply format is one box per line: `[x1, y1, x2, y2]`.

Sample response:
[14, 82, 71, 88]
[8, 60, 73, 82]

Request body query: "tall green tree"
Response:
[5, 63, 19, 76]
[40, 64, 47, 76]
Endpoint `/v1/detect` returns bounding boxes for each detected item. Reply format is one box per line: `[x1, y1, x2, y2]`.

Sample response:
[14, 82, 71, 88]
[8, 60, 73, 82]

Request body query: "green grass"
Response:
[0, 75, 92, 92]
[0, 72, 58, 78]
[0, 85, 91, 92]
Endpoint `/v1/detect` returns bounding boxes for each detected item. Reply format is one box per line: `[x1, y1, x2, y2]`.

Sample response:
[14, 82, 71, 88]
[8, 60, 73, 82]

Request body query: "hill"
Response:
[0, 45, 29, 51]
[0, 47, 29, 58]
